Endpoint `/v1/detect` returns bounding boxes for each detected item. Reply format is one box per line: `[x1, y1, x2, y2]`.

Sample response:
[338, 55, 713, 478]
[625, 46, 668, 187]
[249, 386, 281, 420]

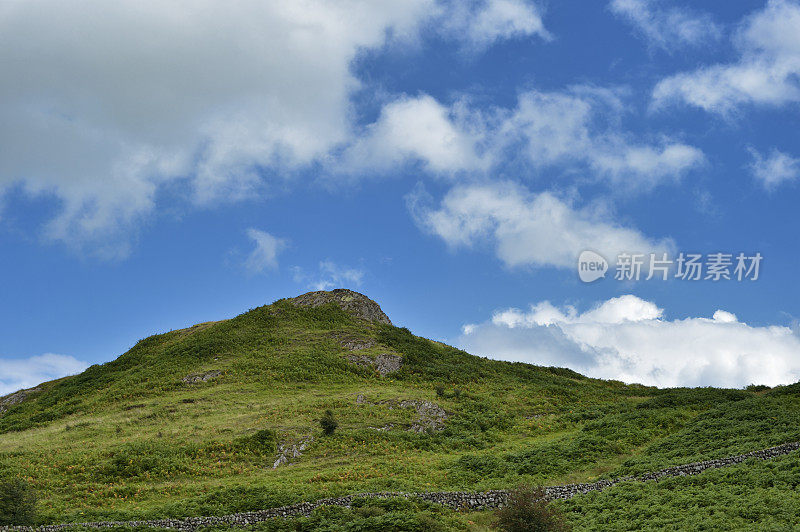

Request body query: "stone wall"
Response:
[3, 441, 798, 531]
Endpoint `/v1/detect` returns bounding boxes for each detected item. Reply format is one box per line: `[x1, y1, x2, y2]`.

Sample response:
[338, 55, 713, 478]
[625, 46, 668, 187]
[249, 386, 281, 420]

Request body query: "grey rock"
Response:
[347, 353, 402, 376]
[182, 370, 222, 384]
[273, 436, 314, 469]
[333, 333, 377, 351]
[289, 289, 392, 325]
[0, 386, 41, 416]
[399, 400, 448, 433]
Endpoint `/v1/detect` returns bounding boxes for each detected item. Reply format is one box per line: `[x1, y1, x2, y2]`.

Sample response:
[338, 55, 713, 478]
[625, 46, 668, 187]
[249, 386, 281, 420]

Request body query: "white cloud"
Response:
[409, 181, 673, 269]
[459, 295, 800, 388]
[653, 0, 800, 113]
[0, 0, 549, 257]
[0, 353, 88, 396]
[748, 148, 800, 190]
[350, 88, 703, 190]
[0, 0, 702, 258]
[589, 142, 705, 186]
[713, 309, 738, 323]
[443, 0, 551, 49]
[609, 0, 721, 51]
[244, 228, 286, 273]
[293, 260, 365, 291]
[492, 295, 664, 326]
[341, 95, 490, 174]
[504, 89, 705, 189]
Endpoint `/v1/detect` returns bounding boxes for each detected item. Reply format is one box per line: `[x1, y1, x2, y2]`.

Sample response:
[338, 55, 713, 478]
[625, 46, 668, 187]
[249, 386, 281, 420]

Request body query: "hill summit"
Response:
[287, 288, 392, 325]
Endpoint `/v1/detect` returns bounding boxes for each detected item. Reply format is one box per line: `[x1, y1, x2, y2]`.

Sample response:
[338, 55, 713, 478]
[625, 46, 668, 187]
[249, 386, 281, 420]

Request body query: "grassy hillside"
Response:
[1, 290, 799, 529]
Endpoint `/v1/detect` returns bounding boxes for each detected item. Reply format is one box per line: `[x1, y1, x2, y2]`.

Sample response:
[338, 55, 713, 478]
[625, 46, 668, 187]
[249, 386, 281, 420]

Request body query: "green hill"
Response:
[1, 289, 799, 530]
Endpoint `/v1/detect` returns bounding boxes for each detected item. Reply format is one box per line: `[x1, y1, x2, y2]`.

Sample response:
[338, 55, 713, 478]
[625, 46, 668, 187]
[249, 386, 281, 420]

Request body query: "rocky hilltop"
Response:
[288, 288, 392, 325]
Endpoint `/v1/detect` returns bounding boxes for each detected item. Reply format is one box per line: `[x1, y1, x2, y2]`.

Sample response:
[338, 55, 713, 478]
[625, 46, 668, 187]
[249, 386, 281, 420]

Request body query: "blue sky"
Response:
[2, 0, 800, 393]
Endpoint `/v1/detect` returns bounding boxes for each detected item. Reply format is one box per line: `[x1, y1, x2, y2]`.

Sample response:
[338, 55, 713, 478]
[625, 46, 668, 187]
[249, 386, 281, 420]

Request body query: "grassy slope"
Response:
[1, 298, 799, 527]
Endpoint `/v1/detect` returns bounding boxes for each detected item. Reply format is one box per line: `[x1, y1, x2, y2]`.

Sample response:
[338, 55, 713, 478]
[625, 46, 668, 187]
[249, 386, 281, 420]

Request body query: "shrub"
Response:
[238, 428, 278, 455]
[0, 478, 37, 526]
[103, 441, 194, 479]
[453, 454, 509, 477]
[435, 385, 446, 398]
[493, 485, 570, 532]
[320, 409, 338, 436]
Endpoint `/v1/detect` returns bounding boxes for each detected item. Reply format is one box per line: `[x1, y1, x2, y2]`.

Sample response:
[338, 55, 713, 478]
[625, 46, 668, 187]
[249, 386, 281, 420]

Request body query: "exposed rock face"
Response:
[289, 289, 392, 325]
[354, 396, 447, 432]
[399, 400, 448, 433]
[273, 436, 314, 469]
[331, 332, 376, 351]
[346, 353, 402, 376]
[182, 370, 222, 384]
[0, 386, 41, 416]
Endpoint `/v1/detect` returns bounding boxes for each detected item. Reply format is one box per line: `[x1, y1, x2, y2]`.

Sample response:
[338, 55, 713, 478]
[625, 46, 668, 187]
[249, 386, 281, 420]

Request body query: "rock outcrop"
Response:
[398, 400, 448, 433]
[331, 332, 377, 351]
[273, 436, 314, 469]
[182, 371, 222, 384]
[346, 353, 402, 376]
[289, 289, 392, 325]
[0, 386, 41, 416]
[354, 396, 448, 432]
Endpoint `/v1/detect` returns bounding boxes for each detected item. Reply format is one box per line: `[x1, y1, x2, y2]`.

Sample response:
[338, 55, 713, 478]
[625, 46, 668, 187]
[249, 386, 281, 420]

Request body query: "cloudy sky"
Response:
[2, 0, 800, 393]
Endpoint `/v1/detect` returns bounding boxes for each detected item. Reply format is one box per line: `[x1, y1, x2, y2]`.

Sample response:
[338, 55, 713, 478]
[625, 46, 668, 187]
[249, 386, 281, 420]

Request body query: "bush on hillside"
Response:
[0, 478, 37, 526]
[320, 409, 338, 436]
[493, 485, 570, 532]
[103, 440, 196, 480]
[238, 428, 278, 455]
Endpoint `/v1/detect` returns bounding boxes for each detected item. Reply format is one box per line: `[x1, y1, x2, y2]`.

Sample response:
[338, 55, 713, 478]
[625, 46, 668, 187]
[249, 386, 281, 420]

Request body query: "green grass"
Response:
[1, 295, 798, 528]
[562, 453, 800, 531]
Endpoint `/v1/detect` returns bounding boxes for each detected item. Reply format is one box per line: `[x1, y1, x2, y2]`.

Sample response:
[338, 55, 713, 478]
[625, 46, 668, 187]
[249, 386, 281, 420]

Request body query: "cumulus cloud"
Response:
[350, 87, 703, 190]
[653, 0, 800, 113]
[503, 89, 705, 189]
[409, 181, 673, 269]
[341, 95, 490, 175]
[293, 260, 365, 291]
[0, 0, 552, 257]
[459, 295, 800, 388]
[609, 0, 721, 51]
[2, 0, 429, 255]
[0, 353, 88, 396]
[748, 148, 800, 190]
[244, 229, 286, 273]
